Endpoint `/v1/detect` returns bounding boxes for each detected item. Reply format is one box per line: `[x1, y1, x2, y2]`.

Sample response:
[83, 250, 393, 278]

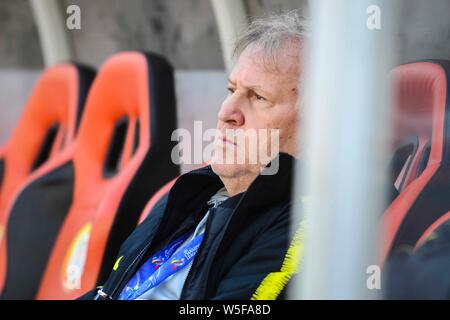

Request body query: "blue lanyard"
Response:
[118, 232, 204, 300]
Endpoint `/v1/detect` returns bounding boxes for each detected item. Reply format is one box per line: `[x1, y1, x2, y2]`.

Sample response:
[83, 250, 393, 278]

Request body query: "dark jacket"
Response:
[80, 153, 294, 300]
[384, 220, 450, 299]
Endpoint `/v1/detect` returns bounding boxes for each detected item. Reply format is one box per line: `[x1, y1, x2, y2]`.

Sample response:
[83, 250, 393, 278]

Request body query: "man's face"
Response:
[211, 41, 301, 179]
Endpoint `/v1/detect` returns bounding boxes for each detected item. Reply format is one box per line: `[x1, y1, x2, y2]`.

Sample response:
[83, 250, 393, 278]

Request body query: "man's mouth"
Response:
[216, 134, 237, 146]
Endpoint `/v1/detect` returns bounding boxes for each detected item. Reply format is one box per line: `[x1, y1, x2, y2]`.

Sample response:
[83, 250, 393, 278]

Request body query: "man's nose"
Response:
[217, 95, 245, 127]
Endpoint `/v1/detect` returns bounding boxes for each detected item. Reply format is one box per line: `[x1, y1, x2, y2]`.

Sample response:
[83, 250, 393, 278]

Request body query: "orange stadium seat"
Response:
[381, 60, 450, 265]
[0, 63, 95, 297]
[0, 64, 94, 218]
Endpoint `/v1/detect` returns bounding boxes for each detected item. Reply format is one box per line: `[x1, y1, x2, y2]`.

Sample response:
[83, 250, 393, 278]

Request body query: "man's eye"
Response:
[255, 94, 267, 101]
[227, 87, 235, 94]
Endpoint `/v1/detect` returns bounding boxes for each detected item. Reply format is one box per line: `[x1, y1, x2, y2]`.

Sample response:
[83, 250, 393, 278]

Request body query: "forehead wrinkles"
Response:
[244, 40, 302, 74]
[231, 46, 300, 88]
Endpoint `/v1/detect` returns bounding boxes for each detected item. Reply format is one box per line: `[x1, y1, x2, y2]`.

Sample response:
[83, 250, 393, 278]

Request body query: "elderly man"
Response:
[80, 11, 305, 300]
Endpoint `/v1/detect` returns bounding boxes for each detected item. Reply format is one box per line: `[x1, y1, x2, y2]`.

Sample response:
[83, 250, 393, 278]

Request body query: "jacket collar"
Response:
[178, 152, 295, 210]
[241, 152, 294, 209]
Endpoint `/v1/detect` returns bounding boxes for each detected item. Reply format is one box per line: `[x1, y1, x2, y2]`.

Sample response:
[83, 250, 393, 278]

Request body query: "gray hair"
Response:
[233, 10, 308, 65]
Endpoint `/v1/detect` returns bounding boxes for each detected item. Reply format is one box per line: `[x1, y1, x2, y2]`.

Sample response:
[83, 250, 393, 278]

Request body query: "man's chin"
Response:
[211, 161, 264, 179]
[210, 162, 241, 178]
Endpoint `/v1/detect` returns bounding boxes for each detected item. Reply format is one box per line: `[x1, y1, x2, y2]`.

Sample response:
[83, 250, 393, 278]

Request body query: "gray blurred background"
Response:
[2, 0, 450, 172]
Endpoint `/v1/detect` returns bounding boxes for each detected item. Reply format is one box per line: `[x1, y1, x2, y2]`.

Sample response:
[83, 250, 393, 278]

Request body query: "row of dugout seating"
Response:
[0, 51, 179, 299]
[1, 55, 450, 299]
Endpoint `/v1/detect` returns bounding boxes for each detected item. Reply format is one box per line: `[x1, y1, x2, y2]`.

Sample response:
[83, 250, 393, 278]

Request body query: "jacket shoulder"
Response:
[119, 193, 169, 253]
